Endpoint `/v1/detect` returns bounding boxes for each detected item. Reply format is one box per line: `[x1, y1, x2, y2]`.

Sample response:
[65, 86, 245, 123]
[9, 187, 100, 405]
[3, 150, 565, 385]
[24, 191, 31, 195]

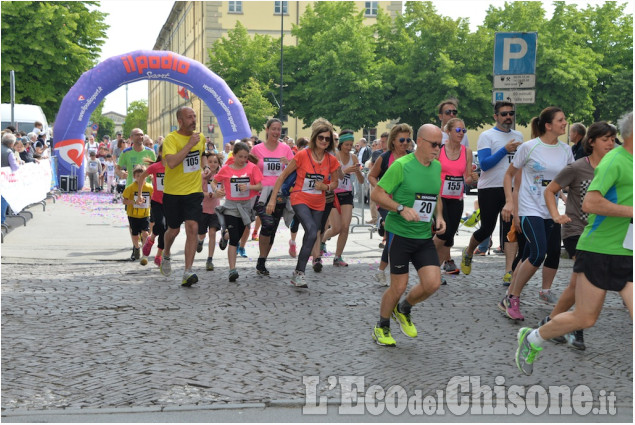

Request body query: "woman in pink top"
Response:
[212, 142, 263, 282]
[434, 118, 477, 277]
[251, 118, 294, 277]
[197, 151, 224, 272]
[136, 145, 167, 267]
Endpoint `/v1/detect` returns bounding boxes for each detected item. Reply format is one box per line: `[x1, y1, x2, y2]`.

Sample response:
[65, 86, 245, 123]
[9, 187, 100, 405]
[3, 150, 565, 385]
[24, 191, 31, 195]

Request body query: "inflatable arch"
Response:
[53, 50, 251, 189]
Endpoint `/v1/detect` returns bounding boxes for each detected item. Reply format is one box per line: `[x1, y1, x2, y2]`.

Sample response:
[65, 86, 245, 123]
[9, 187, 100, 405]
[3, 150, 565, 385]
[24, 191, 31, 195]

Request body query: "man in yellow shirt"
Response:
[160, 106, 211, 286]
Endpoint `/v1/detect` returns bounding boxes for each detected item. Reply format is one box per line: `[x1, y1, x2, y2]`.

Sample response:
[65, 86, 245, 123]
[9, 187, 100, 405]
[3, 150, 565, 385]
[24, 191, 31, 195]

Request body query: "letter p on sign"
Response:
[503, 38, 528, 71]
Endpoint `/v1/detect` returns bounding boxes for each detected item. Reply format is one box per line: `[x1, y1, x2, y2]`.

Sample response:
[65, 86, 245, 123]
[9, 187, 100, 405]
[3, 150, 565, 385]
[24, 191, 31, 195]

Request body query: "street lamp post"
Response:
[279, 4, 284, 121]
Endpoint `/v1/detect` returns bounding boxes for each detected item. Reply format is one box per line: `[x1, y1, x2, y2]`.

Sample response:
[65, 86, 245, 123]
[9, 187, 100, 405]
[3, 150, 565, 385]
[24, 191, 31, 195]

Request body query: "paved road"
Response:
[1, 191, 632, 422]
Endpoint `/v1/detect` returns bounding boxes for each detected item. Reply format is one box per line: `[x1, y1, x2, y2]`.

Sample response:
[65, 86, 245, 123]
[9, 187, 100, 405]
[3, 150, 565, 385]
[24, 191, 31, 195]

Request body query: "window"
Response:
[274, 1, 288, 15]
[365, 1, 378, 16]
[364, 128, 377, 142]
[228, 1, 242, 13]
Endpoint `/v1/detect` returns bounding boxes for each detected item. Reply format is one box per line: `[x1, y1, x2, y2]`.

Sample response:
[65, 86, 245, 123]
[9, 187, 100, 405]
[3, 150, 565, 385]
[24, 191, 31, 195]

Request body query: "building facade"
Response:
[148, 1, 402, 148]
[103, 111, 126, 136]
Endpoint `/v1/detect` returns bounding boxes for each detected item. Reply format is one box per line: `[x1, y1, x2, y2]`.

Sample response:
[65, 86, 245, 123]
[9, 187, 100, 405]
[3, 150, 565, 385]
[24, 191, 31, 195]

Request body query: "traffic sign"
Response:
[493, 74, 536, 89]
[492, 90, 535, 105]
[493, 32, 537, 75]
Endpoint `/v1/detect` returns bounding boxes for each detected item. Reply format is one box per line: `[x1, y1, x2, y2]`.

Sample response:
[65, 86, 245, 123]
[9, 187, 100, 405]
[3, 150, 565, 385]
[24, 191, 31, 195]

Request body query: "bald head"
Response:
[417, 124, 442, 141]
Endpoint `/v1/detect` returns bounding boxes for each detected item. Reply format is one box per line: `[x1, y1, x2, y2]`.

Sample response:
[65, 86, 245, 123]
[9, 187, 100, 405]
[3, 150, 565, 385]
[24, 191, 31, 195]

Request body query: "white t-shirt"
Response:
[476, 127, 523, 189]
[512, 137, 574, 219]
[441, 131, 469, 148]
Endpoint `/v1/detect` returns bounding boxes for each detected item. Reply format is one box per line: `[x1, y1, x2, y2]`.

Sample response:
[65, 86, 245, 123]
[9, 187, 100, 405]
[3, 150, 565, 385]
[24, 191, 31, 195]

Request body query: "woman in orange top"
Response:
[267, 120, 340, 288]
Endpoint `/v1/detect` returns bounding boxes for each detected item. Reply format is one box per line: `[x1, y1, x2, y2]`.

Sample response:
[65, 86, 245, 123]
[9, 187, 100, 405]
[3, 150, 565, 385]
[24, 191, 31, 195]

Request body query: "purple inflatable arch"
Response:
[53, 50, 251, 189]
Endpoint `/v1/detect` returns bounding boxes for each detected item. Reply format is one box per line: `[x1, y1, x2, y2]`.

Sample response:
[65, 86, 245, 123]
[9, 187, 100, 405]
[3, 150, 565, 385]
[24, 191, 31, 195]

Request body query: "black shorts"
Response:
[563, 235, 580, 259]
[198, 212, 220, 235]
[436, 197, 463, 247]
[163, 192, 204, 230]
[128, 216, 150, 236]
[389, 235, 439, 275]
[573, 250, 633, 292]
[336, 191, 354, 206]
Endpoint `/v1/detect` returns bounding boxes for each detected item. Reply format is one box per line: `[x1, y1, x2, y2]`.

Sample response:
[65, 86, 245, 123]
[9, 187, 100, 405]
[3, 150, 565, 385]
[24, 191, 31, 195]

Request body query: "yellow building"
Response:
[148, 1, 402, 148]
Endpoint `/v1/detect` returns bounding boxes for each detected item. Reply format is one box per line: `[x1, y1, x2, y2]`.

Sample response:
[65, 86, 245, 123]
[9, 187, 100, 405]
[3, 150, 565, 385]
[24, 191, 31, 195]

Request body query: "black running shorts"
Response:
[389, 235, 439, 275]
[573, 250, 633, 292]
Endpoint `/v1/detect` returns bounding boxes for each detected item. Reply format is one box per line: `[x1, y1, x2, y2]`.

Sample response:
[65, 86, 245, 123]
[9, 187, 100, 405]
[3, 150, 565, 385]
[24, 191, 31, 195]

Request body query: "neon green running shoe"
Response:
[372, 325, 396, 347]
[392, 305, 417, 338]
[516, 327, 543, 375]
[460, 247, 472, 275]
[502, 271, 512, 285]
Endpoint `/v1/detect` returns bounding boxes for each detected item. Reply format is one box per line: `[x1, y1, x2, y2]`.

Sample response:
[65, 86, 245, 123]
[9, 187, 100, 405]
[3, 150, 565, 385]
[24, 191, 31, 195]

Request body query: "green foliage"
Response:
[207, 21, 280, 130]
[123, 100, 148, 136]
[284, 2, 388, 130]
[1, 1, 107, 122]
[88, 100, 114, 141]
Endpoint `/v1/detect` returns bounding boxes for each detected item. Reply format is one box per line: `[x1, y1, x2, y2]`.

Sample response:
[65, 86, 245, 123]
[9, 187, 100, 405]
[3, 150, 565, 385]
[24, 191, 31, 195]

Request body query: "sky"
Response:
[97, 0, 626, 116]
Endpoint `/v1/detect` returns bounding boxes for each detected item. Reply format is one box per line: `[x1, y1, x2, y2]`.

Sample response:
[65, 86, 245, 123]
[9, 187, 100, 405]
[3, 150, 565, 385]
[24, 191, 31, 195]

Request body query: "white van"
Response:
[1, 103, 49, 135]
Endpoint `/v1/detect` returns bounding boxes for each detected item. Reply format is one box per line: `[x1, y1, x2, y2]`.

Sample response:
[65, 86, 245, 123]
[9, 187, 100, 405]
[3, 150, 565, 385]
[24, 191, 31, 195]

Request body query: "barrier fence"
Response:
[1, 158, 53, 215]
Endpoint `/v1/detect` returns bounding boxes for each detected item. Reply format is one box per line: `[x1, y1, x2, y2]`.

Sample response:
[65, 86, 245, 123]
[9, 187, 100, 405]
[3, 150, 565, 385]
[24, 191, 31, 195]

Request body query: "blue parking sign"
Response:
[493, 32, 537, 75]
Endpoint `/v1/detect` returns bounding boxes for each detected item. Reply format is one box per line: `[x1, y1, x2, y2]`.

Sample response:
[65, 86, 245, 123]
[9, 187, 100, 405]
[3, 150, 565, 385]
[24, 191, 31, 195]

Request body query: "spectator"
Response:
[14, 139, 35, 164]
[31, 121, 43, 137]
[85, 135, 99, 160]
[1, 133, 20, 224]
[86, 151, 103, 192]
[569, 122, 587, 161]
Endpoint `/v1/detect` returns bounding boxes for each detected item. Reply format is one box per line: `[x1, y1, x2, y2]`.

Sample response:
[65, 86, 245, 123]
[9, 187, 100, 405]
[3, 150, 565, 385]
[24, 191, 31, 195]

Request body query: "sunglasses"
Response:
[444, 109, 458, 116]
[317, 135, 332, 143]
[398, 137, 412, 144]
[421, 138, 442, 149]
[454, 128, 467, 134]
[498, 111, 515, 117]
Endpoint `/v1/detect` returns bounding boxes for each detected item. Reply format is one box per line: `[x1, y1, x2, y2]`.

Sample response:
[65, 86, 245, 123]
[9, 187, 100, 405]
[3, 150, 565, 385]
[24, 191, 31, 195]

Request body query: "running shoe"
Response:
[140, 256, 148, 266]
[256, 263, 270, 276]
[237, 246, 247, 258]
[291, 270, 308, 288]
[460, 247, 472, 275]
[502, 271, 512, 286]
[219, 231, 228, 250]
[374, 270, 387, 286]
[516, 327, 542, 376]
[196, 239, 204, 253]
[252, 232, 259, 241]
[206, 258, 214, 271]
[506, 296, 525, 320]
[372, 325, 396, 347]
[392, 305, 417, 338]
[566, 330, 585, 351]
[378, 242, 385, 249]
[442, 259, 459, 275]
[160, 256, 172, 276]
[473, 247, 487, 256]
[333, 256, 348, 267]
[132, 247, 140, 261]
[462, 210, 480, 227]
[182, 271, 198, 287]
[312, 257, 323, 273]
[441, 276, 447, 286]
[154, 255, 162, 267]
[320, 242, 327, 257]
[539, 289, 558, 305]
[493, 246, 504, 255]
[229, 269, 239, 282]
[537, 316, 566, 343]
[288, 240, 297, 258]
[142, 237, 154, 257]
[498, 295, 510, 314]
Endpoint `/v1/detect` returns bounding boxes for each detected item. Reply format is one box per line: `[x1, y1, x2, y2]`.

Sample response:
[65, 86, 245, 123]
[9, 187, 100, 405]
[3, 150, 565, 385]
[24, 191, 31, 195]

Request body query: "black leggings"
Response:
[474, 187, 506, 244]
[150, 200, 166, 250]
[225, 215, 247, 247]
[292, 204, 324, 273]
[512, 222, 561, 271]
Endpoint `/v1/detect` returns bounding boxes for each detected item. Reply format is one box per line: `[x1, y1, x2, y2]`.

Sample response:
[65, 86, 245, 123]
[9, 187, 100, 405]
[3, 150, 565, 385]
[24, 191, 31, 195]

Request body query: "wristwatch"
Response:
[396, 204, 404, 215]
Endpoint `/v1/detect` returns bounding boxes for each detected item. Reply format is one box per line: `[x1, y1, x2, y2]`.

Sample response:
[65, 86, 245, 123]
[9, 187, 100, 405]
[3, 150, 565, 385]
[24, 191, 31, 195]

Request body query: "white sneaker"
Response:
[374, 270, 388, 286]
[291, 271, 308, 288]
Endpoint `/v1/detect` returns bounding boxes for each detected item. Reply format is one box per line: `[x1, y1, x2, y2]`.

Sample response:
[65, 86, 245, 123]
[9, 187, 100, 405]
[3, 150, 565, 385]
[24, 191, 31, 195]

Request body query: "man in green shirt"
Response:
[116, 128, 156, 186]
[371, 124, 446, 347]
[516, 111, 633, 375]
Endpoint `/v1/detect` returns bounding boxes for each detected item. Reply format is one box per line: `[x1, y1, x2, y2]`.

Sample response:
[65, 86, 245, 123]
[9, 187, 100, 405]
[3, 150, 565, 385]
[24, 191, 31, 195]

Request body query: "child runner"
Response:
[197, 152, 224, 271]
[124, 165, 153, 265]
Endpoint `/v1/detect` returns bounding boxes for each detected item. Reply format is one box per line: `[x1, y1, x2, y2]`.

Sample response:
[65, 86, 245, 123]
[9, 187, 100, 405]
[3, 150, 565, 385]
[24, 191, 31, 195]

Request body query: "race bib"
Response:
[302, 173, 323, 194]
[136, 192, 150, 209]
[442, 175, 464, 197]
[230, 176, 250, 198]
[623, 221, 633, 251]
[156, 172, 165, 191]
[338, 173, 352, 192]
[413, 193, 437, 223]
[263, 158, 283, 177]
[183, 151, 200, 173]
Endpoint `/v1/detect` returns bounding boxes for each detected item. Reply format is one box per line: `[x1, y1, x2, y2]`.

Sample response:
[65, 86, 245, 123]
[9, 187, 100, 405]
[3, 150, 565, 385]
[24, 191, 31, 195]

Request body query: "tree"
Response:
[284, 2, 388, 130]
[207, 21, 280, 130]
[123, 100, 148, 136]
[1, 1, 107, 121]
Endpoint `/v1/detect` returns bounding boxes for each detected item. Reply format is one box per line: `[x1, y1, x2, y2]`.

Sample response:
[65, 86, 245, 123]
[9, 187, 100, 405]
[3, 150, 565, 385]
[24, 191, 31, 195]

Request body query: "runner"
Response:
[212, 142, 262, 282]
[515, 111, 632, 375]
[197, 151, 224, 272]
[433, 118, 477, 278]
[499, 107, 574, 320]
[122, 165, 153, 266]
[267, 119, 340, 288]
[320, 130, 364, 267]
[371, 124, 446, 347]
[251, 119, 294, 276]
